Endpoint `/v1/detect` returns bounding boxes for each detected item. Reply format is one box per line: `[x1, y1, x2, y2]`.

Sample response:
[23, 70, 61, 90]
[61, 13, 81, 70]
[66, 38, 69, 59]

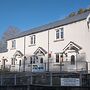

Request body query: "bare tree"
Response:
[0, 26, 21, 52]
[2, 26, 21, 40]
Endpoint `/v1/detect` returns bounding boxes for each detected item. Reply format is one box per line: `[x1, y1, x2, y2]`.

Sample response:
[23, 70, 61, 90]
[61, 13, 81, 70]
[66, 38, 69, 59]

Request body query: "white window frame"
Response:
[11, 58, 15, 65]
[55, 28, 64, 40]
[12, 40, 16, 49]
[30, 35, 36, 45]
[55, 53, 63, 63]
[56, 53, 59, 63]
[56, 29, 59, 39]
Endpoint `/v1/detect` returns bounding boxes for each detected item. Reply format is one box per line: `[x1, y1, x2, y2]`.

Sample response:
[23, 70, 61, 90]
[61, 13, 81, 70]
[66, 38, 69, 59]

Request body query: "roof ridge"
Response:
[7, 11, 90, 40]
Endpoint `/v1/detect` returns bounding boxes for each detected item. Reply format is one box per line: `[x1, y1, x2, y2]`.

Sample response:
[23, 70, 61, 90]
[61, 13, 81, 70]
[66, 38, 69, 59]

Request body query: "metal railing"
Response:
[0, 71, 90, 86]
[0, 61, 88, 73]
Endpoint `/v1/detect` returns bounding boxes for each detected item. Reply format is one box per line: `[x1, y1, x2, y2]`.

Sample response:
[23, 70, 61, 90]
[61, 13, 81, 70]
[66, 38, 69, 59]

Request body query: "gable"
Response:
[63, 41, 82, 52]
[34, 47, 47, 56]
[13, 50, 23, 58]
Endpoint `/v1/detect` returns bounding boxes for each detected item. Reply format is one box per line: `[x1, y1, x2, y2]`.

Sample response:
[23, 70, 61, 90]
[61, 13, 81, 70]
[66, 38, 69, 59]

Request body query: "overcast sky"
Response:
[0, 0, 90, 37]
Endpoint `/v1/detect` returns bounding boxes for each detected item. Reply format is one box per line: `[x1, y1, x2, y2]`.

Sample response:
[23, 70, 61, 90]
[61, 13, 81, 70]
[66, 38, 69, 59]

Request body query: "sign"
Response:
[61, 78, 80, 86]
[32, 64, 45, 72]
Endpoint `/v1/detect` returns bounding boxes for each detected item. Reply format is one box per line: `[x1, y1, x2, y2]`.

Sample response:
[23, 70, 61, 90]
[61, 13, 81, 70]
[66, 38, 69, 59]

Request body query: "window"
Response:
[40, 58, 43, 63]
[31, 36, 33, 44]
[12, 40, 16, 49]
[11, 58, 15, 65]
[56, 30, 59, 39]
[71, 55, 75, 65]
[61, 28, 64, 39]
[30, 35, 36, 45]
[55, 28, 64, 40]
[30, 57, 32, 64]
[33, 56, 35, 64]
[56, 54, 59, 63]
[19, 60, 21, 66]
[60, 54, 63, 62]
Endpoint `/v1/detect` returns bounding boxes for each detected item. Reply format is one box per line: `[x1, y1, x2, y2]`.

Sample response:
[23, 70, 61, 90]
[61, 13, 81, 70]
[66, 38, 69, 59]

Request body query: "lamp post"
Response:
[23, 36, 26, 72]
[23, 56, 27, 72]
[47, 29, 50, 72]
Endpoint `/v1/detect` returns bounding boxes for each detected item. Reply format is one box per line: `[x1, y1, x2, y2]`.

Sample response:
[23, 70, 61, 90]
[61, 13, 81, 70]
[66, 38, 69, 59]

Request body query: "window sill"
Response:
[54, 63, 64, 66]
[10, 48, 16, 50]
[28, 44, 36, 47]
[53, 63, 60, 66]
[11, 65, 15, 67]
[54, 39, 64, 42]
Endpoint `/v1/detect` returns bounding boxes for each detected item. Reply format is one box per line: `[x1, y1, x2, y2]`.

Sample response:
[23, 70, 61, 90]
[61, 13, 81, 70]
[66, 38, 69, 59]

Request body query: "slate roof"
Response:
[8, 11, 90, 40]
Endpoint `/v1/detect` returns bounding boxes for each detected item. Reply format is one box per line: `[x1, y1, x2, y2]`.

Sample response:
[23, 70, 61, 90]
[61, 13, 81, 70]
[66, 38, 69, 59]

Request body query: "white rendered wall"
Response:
[0, 14, 90, 72]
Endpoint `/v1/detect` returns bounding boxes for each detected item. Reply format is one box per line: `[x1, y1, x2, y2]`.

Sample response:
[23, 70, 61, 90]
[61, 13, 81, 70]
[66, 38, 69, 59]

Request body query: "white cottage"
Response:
[0, 11, 90, 73]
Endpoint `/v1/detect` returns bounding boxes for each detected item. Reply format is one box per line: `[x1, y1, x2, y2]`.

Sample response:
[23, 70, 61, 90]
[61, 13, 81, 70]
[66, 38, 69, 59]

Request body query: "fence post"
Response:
[0, 75, 2, 86]
[50, 72, 52, 86]
[14, 74, 16, 85]
[27, 85, 30, 90]
[80, 72, 82, 86]
[31, 74, 32, 85]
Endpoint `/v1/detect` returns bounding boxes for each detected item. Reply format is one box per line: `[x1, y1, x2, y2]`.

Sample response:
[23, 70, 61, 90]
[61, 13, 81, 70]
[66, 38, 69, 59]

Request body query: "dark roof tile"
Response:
[7, 11, 90, 40]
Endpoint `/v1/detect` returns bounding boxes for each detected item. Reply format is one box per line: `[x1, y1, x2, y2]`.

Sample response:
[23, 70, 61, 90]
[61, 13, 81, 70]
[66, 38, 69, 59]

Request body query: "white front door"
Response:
[15, 57, 23, 71]
[67, 50, 76, 71]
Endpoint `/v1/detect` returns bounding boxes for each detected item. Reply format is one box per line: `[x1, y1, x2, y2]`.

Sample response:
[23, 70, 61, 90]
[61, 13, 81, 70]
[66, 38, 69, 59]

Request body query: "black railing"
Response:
[0, 72, 90, 87]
